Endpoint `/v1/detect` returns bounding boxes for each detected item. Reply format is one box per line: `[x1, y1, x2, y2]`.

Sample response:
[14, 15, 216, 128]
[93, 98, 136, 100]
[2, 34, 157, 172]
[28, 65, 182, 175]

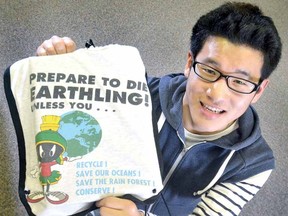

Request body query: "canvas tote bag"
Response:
[4, 44, 163, 216]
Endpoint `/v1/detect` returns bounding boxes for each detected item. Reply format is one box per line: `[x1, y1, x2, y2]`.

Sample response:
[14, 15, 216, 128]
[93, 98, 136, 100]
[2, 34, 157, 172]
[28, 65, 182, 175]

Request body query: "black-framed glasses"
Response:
[192, 61, 262, 94]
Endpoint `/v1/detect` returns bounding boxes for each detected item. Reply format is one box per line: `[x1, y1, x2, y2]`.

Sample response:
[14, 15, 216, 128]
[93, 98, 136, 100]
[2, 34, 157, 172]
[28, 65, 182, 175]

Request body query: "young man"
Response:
[36, 2, 282, 216]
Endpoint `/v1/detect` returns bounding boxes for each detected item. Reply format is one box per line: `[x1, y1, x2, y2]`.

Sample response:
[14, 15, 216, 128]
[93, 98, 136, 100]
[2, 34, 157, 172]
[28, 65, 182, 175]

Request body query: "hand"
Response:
[36, 35, 76, 56]
[96, 197, 144, 216]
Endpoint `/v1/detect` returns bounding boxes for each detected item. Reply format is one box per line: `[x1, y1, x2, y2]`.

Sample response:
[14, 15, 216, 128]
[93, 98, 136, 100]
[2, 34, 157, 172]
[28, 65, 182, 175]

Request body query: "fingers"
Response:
[96, 197, 136, 210]
[63, 37, 76, 53]
[96, 197, 142, 216]
[36, 35, 76, 56]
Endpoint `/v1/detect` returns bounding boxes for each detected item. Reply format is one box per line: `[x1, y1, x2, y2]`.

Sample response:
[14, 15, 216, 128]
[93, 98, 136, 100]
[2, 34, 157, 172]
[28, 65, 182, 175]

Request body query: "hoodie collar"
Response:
[159, 74, 187, 131]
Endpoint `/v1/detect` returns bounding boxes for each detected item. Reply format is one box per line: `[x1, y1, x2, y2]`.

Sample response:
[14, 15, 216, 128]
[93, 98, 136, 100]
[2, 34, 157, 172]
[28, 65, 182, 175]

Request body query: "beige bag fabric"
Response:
[4, 45, 163, 216]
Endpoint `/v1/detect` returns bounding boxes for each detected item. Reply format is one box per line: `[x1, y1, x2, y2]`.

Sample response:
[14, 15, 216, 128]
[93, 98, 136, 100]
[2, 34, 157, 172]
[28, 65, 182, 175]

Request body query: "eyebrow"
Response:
[201, 58, 251, 78]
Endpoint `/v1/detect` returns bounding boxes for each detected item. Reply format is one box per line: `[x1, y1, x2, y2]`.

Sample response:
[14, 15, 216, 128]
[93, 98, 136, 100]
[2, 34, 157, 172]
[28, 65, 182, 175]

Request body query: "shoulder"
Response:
[222, 107, 275, 181]
[228, 136, 275, 182]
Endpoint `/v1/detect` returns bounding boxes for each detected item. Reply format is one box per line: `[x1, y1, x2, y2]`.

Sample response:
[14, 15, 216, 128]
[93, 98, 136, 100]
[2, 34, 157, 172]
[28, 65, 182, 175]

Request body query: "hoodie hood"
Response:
[158, 73, 262, 151]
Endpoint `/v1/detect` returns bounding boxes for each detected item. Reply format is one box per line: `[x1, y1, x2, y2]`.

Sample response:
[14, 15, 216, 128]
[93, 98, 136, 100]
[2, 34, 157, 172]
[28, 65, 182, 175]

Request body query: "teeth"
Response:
[203, 104, 223, 113]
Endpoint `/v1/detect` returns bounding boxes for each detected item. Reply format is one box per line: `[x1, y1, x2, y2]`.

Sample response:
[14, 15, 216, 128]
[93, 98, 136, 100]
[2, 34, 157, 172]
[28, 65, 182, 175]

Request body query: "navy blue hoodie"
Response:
[137, 73, 275, 215]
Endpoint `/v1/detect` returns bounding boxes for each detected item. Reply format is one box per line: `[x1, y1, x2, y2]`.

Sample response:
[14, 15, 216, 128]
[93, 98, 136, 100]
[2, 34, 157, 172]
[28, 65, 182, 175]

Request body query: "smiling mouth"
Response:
[201, 102, 225, 114]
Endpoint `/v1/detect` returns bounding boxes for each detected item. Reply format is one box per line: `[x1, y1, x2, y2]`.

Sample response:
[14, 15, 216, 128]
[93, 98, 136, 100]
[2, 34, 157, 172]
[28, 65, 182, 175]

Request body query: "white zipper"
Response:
[147, 131, 204, 213]
[162, 131, 187, 186]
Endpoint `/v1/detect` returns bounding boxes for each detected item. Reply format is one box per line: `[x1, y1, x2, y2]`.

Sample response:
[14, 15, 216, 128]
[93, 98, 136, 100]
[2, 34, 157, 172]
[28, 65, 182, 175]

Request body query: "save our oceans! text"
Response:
[75, 160, 153, 196]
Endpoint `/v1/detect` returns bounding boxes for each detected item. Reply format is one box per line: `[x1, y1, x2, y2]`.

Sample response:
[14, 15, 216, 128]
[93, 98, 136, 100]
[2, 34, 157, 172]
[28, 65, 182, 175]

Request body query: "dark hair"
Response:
[191, 2, 282, 79]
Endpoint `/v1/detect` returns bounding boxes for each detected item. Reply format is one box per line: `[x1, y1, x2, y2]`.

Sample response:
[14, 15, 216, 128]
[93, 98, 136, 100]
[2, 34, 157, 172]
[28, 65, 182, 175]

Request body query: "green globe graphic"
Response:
[58, 111, 102, 157]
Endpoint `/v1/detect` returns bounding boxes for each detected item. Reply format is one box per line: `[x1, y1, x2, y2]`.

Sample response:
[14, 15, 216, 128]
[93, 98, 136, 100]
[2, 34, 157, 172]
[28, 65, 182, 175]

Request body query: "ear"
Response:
[251, 79, 270, 104]
[184, 51, 194, 77]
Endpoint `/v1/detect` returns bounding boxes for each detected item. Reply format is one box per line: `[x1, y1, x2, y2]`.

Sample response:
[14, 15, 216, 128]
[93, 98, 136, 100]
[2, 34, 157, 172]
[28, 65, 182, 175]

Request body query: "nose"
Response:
[206, 78, 230, 101]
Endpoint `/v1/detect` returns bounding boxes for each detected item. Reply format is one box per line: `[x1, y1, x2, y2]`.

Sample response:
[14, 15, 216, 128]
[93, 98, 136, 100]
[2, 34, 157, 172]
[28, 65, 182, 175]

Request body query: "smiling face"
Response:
[183, 36, 269, 135]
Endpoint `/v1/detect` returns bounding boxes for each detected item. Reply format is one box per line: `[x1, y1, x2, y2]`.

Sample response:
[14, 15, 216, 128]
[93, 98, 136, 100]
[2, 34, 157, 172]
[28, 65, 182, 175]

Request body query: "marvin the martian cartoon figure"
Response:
[27, 115, 69, 204]
[27, 111, 102, 205]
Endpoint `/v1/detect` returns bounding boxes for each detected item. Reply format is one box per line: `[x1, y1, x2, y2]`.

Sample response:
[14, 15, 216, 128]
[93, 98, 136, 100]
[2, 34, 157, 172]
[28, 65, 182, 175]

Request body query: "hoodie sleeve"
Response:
[190, 170, 272, 216]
